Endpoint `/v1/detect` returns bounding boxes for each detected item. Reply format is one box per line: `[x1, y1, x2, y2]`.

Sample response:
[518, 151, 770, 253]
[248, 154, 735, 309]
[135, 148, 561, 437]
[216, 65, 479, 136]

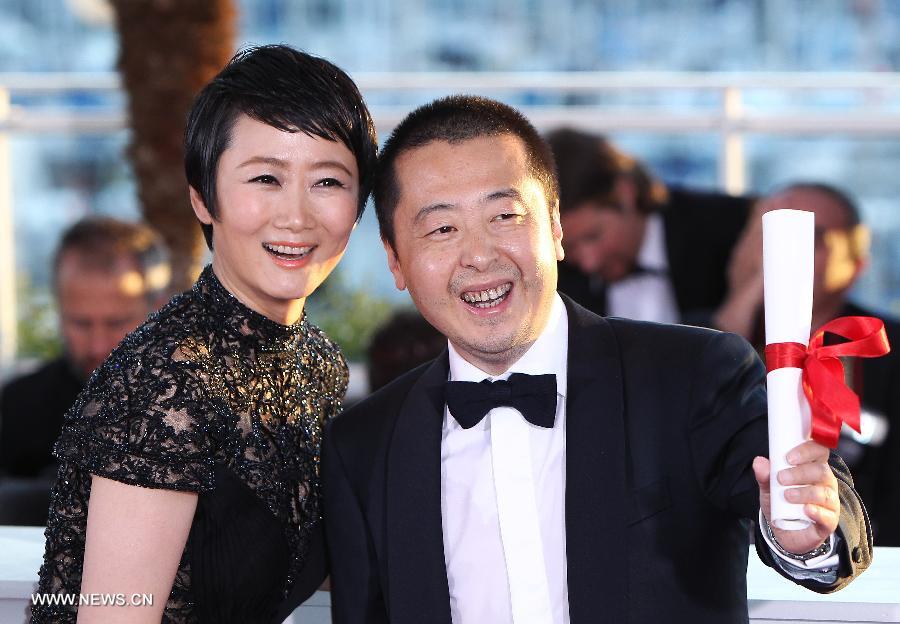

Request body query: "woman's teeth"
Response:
[461, 283, 512, 308]
[263, 243, 313, 258]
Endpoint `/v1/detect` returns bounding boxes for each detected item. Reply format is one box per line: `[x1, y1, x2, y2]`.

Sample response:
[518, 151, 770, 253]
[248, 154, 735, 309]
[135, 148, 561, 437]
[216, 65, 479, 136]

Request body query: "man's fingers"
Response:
[777, 461, 835, 487]
[786, 440, 830, 465]
[753, 456, 770, 490]
[783, 485, 840, 512]
[804, 505, 839, 537]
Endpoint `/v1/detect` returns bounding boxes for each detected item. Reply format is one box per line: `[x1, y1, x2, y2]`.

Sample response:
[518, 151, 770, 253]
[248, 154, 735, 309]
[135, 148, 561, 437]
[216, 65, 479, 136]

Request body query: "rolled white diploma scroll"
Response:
[763, 209, 814, 530]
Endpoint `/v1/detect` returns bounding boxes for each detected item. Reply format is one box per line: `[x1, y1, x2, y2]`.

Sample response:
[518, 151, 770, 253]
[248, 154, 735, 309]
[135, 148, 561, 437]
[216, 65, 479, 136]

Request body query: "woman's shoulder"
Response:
[54, 287, 219, 492]
[116, 285, 212, 364]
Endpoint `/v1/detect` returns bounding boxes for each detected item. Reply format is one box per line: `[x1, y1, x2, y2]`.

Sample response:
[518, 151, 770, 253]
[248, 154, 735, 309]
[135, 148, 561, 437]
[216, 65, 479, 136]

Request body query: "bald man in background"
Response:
[0, 217, 171, 486]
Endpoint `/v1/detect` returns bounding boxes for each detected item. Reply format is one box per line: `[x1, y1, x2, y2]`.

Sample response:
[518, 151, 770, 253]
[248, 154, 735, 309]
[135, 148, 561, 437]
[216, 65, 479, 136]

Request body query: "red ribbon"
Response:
[764, 316, 891, 448]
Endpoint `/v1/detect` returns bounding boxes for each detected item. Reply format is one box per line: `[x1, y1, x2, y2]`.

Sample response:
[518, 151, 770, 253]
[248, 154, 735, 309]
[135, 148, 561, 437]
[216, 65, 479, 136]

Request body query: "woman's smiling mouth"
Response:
[262, 242, 315, 261]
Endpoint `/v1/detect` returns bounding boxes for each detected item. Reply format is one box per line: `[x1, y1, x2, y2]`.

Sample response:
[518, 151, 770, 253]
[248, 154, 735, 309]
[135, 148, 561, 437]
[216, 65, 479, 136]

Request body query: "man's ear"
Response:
[614, 176, 639, 214]
[825, 225, 869, 293]
[382, 238, 407, 291]
[189, 187, 214, 225]
[549, 200, 564, 262]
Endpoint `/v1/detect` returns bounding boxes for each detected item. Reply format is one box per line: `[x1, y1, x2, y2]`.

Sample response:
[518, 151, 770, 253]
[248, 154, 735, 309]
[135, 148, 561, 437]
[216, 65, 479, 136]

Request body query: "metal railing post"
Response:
[0, 88, 16, 372]
[720, 86, 747, 196]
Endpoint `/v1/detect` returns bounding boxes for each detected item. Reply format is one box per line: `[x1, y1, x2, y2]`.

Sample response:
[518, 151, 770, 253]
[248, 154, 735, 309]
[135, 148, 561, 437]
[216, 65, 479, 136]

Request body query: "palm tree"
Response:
[111, 0, 236, 292]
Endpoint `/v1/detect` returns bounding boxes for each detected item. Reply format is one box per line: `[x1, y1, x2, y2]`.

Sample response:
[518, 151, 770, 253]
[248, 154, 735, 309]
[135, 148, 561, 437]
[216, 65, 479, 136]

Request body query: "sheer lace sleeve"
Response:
[53, 317, 219, 493]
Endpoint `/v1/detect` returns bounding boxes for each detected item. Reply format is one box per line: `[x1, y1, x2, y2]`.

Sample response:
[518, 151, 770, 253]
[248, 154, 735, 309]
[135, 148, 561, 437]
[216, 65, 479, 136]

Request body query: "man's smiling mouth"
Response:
[460, 282, 512, 308]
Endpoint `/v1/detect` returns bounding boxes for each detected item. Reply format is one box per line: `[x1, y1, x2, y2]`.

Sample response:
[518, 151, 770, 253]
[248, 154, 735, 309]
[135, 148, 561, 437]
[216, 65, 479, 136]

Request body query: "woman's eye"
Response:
[316, 177, 345, 188]
[250, 174, 279, 185]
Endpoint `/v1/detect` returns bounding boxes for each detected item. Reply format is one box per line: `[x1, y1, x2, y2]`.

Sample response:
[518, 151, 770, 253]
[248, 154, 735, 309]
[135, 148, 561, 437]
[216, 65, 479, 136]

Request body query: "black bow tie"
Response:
[445, 373, 557, 429]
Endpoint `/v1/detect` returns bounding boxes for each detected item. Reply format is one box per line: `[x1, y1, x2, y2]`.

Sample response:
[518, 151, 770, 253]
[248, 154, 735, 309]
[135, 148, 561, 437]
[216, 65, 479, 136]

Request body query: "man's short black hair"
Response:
[373, 95, 559, 249]
[184, 44, 378, 249]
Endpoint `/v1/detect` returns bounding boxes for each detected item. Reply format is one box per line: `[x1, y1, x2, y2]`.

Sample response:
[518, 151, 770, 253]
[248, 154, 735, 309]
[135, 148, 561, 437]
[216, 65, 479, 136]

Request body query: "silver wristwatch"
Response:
[762, 515, 831, 562]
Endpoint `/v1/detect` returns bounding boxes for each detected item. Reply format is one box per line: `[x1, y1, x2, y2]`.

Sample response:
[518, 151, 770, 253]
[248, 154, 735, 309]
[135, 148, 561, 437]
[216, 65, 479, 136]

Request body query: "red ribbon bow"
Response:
[764, 316, 891, 448]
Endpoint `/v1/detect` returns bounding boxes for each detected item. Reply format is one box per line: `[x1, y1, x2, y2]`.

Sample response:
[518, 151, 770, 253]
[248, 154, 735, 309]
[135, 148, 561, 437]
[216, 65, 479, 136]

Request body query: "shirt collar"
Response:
[447, 292, 568, 398]
[636, 213, 669, 272]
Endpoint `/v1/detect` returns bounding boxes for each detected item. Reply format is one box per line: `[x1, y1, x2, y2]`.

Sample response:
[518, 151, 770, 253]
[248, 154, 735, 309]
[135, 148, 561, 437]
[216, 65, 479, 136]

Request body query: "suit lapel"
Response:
[562, 297, 629, 623]
[386, 352, 453, 624]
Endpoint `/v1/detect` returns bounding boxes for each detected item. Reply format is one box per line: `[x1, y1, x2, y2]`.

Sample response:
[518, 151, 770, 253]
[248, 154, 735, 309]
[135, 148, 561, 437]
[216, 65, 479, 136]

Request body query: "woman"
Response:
[33, 44, 377, 623]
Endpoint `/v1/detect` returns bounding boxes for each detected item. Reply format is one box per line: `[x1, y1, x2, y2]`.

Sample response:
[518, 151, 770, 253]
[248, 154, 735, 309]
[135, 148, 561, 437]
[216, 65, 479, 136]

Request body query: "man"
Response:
[547, 128, 752, 324]
[713, 182, 900, 545]
[323, 97, 871, 624]
[0, 216, 170, 479]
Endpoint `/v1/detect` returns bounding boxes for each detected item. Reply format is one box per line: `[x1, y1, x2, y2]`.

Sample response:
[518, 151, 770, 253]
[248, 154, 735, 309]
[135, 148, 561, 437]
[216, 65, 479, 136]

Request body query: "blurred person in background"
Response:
[0, 216, 171, 488]
[546, 127, 753, 324]
[366, 309, 446, 393]
[713, 182, 900, 546]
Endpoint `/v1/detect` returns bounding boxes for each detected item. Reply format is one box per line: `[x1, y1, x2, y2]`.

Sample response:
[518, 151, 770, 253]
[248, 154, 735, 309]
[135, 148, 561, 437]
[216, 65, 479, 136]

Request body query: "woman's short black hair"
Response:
[184, 44, 378, 249]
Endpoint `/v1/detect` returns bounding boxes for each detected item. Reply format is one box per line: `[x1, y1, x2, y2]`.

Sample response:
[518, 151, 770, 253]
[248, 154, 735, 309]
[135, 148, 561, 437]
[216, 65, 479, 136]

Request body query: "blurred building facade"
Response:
[1, 0, 900, 367]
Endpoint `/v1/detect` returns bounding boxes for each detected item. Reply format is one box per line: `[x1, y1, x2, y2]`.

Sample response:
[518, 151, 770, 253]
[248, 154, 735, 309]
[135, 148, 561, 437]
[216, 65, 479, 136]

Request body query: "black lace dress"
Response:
[32, 266, 348, 623]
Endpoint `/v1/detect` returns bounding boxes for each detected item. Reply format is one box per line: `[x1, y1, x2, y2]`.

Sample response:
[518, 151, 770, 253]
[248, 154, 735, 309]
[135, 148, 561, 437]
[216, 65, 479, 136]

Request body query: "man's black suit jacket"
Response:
[323, 297, 871, 624]
[557, 187, 753, 322]
[0, 357, 83, 477]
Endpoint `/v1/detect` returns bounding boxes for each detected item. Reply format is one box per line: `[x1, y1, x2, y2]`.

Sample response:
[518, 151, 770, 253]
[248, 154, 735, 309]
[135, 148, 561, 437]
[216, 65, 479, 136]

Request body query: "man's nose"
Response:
[459, 231, 499, 271]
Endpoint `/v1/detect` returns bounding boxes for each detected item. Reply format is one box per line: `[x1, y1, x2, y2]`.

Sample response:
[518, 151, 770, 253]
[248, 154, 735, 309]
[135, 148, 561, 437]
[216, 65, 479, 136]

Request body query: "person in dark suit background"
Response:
[712, 182, 900, 546]
[0, 216, 170, 524]
[546, 128, 753, 324]
[366, 309, 445, 393]
[322, 96, 871, 624]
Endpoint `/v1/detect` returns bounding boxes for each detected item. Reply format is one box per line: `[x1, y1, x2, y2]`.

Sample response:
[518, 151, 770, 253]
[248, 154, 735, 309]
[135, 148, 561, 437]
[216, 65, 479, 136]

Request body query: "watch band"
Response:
[762, 514, 831, 562]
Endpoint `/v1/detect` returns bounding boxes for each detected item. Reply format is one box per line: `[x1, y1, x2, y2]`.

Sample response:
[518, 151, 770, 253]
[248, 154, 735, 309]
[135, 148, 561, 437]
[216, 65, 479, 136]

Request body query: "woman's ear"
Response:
[189, 187, 213, 225]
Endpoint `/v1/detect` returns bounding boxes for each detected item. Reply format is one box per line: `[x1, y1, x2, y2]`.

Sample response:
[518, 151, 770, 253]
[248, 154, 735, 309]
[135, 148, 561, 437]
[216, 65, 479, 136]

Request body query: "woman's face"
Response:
[191, 113, 359, 324]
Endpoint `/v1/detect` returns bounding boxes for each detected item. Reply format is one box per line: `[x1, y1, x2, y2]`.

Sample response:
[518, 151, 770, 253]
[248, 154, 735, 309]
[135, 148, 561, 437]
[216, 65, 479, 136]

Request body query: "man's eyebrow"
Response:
[484, 187, 524, 203]
[413, 203, 456, 226]
[411, 188, 523, 225]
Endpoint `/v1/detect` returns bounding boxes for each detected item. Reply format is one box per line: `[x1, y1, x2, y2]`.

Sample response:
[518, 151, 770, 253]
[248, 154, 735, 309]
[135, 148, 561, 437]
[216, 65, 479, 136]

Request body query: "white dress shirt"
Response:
[442, 294, 569, 624]
[607, 213, 680, 324]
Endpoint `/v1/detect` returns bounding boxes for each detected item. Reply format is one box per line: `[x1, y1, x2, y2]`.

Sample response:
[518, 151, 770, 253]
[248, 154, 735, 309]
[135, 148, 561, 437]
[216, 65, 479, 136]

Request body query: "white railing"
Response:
[2, 71, 900, 369]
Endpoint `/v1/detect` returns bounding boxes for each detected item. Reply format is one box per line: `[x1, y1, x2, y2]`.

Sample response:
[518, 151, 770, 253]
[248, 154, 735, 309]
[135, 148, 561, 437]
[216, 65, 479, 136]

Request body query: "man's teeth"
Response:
[264, 243, 313, 257]
[461, 283, 512, 308]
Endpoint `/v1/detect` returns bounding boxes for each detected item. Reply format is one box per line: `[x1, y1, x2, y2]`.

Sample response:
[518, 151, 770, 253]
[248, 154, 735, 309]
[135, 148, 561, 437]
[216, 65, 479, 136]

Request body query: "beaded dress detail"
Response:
[33, 266, 348, 623]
